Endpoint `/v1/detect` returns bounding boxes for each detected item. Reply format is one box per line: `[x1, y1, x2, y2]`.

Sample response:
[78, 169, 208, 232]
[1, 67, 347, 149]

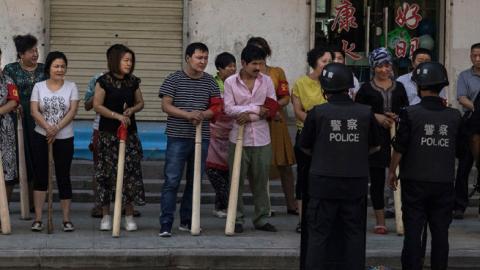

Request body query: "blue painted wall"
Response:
[74, 121, 167, 160]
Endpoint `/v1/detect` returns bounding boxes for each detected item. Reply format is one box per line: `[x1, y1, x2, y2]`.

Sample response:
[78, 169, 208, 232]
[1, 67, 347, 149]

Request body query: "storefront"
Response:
[314, 0, 445, 82]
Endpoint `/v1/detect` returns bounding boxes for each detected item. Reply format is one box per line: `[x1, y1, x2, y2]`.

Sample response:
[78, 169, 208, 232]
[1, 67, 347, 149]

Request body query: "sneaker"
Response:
[255, 223, 277, 232]
[100, 215, 112, 231]
[234, 223, 244, 233]
[158, 223, 172, 237]
[178, 221, 191, 232]
[31, 221, 43, 232]
[63, 221, 75, 232]
[124, 216, 137, 231]
[212, 209, 227, 218]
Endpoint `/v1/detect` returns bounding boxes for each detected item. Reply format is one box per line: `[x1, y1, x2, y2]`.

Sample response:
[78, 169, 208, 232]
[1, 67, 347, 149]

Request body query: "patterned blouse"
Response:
[3, 62, 46, 116]
[0, 72, 20, 181]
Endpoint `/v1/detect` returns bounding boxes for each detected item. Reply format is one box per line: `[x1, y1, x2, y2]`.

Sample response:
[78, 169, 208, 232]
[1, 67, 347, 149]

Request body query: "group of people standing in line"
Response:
[1, 32, 480, 269]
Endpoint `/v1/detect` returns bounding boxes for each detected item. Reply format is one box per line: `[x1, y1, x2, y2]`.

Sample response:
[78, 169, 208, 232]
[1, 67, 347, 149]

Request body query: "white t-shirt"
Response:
[31, 80, 79, 139]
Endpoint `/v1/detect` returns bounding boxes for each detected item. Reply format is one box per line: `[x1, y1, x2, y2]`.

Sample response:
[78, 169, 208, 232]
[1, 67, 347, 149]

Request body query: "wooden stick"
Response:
[16, 110, 30, 220]
[390, 124, 404, 236]
[191, 123, 202, 236]
[225, 124, 245, 236]
[0, 148, 11, 234]
[47, 144, 54, 234]
[112, 132, 127, 238]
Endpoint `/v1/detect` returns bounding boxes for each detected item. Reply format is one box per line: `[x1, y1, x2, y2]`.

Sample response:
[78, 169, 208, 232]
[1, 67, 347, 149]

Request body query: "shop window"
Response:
[315, 0, 442, 82]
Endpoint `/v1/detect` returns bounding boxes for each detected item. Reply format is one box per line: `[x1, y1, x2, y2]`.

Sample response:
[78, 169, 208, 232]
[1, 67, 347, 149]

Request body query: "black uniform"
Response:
[393, 96, 461, 270]
[300, 93, 382, 270]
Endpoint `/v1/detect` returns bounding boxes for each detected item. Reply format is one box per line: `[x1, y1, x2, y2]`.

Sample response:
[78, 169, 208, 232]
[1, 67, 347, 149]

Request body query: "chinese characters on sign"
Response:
[395, 3, 422, 30]
[331, 0, 358, 33]
[342, 40, 362, 60]
[331, 0, 362, 61]
[394, 2, 423, 59]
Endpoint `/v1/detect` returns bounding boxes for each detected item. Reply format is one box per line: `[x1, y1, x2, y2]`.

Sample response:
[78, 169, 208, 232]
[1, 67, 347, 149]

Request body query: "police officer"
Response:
[388, 62, 461, 270]
[300, 63, 381, 270]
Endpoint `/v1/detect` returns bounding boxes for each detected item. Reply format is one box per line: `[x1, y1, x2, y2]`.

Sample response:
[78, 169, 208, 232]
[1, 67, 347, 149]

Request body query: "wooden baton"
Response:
[225, 124, 245, 236]
[16, 110, 30, 220]
[191, 123, 203, 236]
[0, 148, 11, 234]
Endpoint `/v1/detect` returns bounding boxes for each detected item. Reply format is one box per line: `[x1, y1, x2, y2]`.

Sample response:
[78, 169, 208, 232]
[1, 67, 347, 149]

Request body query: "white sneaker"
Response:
[124, 215, 137, 231]
[100, 215, 112, 231]
[212, 209, 227, 218]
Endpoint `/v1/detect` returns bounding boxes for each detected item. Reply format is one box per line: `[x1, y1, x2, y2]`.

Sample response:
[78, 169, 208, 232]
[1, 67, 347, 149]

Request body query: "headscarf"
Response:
[368, 47, 393, 68]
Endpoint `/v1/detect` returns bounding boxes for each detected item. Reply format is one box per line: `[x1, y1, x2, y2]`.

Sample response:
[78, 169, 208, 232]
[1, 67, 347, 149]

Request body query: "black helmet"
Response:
[320, 63, 354, 93]
[412, 62, 449, 89]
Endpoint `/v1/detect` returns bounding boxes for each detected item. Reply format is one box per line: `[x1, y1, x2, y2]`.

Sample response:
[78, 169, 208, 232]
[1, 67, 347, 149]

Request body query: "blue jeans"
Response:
[160, 137, 209, 226]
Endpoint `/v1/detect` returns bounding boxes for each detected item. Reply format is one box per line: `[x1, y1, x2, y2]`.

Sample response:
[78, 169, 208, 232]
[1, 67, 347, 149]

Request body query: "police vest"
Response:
[308, 102, 372, 178]
[400, 105, 461, 183]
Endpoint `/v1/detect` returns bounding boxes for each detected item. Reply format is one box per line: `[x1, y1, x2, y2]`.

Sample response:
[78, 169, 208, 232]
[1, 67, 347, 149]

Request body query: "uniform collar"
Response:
[419, 96, 445, 110]
[327, 93, 353, 103]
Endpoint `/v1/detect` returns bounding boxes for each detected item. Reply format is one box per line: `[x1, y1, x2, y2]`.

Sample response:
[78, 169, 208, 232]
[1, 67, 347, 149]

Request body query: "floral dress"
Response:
[3, 62, 46, 183]
[0, 72, 20, 182]
[94, 72, 146, 206]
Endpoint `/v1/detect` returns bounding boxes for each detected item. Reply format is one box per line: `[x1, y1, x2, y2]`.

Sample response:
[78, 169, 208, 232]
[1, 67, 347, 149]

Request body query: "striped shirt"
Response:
[159, 70, 220, 139]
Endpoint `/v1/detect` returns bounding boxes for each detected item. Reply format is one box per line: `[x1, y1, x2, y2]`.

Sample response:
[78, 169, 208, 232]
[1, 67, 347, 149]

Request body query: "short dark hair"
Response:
[307, 47, 334, 69]
[185, 42, 209, 60]
[13, 34, 38, 59]
[247, 37, 272, 57]
[241, 45, 267, 64]
[330, 45, 345, 58]
[44, 51, 68, 77]
[471, 43, 480, 51]
[215, 52, 236, 70]
[412, 48, 432, 61]
[106, 44, 135, 75]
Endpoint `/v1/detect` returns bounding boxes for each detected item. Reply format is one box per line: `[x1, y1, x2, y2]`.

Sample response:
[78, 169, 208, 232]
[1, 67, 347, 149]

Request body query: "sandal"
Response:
[63, 221, 75, 232]
[31, 221, 43, 232]
[374, 225, 388, 235]
[295, 222, 301, 233]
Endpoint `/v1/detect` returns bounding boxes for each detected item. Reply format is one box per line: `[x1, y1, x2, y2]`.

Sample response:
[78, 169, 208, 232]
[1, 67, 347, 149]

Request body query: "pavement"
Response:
[1, 203, 480, 269]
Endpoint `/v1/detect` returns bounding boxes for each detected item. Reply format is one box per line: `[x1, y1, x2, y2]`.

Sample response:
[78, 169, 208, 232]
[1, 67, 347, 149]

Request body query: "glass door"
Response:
[315, 0, 442, 82]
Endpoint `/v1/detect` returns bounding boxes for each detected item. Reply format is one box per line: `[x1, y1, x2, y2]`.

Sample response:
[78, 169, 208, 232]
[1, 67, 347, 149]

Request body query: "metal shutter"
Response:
[49, 0, 184, 121]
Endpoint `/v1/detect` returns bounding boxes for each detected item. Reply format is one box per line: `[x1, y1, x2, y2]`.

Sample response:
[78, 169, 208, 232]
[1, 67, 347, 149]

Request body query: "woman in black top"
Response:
[93, 44, 145, 232]
[355, 47, 409, 234]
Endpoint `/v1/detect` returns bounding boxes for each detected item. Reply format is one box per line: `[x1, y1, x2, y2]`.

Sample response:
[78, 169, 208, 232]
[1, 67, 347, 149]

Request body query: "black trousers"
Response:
[401, 180, 454, 270]
[454, 149, 477, 212]
[32, 132, 74, 200]
[369, 167, 386, 210]
[305, 197, 366, 270]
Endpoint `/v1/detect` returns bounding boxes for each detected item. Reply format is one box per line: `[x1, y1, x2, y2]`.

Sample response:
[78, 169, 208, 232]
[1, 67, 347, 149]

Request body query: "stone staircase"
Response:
[10, 159, 480, 208]
[11, 160, 289, 206]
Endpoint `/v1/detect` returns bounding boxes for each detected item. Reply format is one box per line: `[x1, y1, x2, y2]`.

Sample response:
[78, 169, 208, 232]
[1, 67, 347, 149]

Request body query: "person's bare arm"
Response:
[0, 100, 17, 115]
[93, 83, 131, 126]
[123, 88, 145, 117]
[292, 95, 307, 123]
[458, 96, 474, 111]
[84, 97, 93, 111]
[161, 95, 202, 124]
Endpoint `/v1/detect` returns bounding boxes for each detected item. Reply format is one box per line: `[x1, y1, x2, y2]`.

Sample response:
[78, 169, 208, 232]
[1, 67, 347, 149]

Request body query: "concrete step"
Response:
[22, 159, 480, 207]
